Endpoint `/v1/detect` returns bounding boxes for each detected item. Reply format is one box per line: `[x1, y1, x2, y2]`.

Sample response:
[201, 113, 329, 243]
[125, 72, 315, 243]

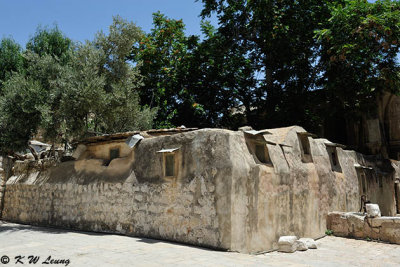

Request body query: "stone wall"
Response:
[1, 127, 399, 253]
[3, 178, 220, 247]
[327, 211, 400, 244]
[2, 129, 230, 250]
[227, 128, 362, 252]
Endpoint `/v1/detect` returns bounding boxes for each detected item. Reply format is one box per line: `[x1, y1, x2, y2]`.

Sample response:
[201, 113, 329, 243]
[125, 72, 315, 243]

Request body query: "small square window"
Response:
[165, 154, 175, 177]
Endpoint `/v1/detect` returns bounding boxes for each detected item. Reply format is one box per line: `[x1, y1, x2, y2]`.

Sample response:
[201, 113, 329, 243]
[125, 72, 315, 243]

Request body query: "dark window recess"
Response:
[327, 146, 341, 172]
[298, 133, 312, 163]
[255, 144, 267, 163]
[165, 154, 175, 177]
[361, 174, 367, 194]
[110, 148, 120, 161]
[331, 152, 337, 166]
[300, 135, 310, 154]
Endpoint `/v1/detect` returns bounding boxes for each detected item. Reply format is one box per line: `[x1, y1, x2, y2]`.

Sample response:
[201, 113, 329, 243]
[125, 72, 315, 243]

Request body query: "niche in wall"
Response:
[254, 143, 272, 164]
[326, 145, 342, 172]
[157, 147, 180, 180]
[297, 132, 313, 163]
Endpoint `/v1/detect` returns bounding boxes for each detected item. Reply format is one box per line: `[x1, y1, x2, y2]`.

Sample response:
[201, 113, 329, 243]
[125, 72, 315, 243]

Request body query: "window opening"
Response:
[331, 152, 337, 166]
[298, 133, 313, 163]
[110, 148, 120, 161]
[165, 154, 175, 177]
[361, 173, 367, 194]
[255, 144, 267, 163]
[326, 145, 341, 172]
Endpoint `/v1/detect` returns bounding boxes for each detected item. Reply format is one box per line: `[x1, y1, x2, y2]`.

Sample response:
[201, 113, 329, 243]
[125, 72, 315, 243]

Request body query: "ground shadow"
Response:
[0, 220, 109, 237]
[0, 221, 225, 253]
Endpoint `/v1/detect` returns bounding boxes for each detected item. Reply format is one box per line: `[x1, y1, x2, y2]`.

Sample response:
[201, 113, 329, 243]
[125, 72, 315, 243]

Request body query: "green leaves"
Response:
[26, 25, 72, 64]
[0, 75, 44, 154]
[0, 17, 156, 155]
[0, 38, 23, 89]
[316, 0, 400, 116]
[133, 12, 196, 127]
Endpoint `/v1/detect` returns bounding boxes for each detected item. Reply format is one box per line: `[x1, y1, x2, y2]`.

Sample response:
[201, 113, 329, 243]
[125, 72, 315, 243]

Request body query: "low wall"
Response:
[3, 177, 221, 248]
[327, 211, 400, 244]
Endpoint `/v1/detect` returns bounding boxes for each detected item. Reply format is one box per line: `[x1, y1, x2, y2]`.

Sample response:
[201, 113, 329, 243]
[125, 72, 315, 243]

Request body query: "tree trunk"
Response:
[0, 156, 14, 219]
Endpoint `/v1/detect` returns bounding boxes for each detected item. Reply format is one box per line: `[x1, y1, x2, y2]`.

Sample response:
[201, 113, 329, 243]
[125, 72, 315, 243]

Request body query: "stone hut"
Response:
[1, 126, 399, 253]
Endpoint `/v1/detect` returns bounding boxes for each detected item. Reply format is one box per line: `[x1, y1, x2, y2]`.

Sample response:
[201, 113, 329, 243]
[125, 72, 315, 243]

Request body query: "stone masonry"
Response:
[1, 127, 399, 253]
[327, 211, 400, 244]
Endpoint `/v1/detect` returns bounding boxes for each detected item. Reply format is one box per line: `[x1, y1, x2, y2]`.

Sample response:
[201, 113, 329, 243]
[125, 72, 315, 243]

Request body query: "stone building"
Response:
[1, 126, 399, 253]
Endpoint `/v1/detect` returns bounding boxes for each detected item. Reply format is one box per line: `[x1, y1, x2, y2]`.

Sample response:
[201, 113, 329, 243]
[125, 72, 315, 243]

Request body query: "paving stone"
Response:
[2, 222, 400, 266]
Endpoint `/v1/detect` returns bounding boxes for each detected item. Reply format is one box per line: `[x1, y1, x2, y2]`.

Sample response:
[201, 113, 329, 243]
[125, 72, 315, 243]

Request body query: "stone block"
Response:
[369, 217, 384, 228]
[299, 238, 317, 249]
[295, 240, 308, 251]
[380, 226, 400, 244]
[327, 212, 350, 236]
[278, 236, 298, 253]
[366, 204, 381, 218]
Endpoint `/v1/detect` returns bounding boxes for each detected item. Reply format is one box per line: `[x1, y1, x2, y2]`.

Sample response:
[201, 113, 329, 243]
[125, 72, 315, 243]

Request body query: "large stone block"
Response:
[278, 236, 298, 253]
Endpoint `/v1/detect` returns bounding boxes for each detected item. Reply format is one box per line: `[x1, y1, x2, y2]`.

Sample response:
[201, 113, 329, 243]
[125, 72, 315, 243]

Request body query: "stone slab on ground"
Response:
[1, 221, 400, 266]
[295, 240, 308, 251]
[277, 236, 298, 253]
[299, 238, 317, 249]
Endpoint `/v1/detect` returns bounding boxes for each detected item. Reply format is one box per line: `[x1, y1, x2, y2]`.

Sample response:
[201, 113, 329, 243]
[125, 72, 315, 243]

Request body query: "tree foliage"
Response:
[0, 38, 23, 90]
[26, 25, 72, 64]
[133, 12, 198, 127]
[198, 0, 333, 130]
[0, 75, 45, 154]
[316, 0, 400, 116]
[0, 18, 156, 158]
[1, 1, 399, 162]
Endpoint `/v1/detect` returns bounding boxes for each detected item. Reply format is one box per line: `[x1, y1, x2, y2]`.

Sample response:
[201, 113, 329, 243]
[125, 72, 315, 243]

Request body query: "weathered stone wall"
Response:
[1, 127, 398, 253]
[2, 129, 230, 250]
[227, 127, 362, 252]
[327, 211, 400, 244]
[3, 178, 220, 248]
